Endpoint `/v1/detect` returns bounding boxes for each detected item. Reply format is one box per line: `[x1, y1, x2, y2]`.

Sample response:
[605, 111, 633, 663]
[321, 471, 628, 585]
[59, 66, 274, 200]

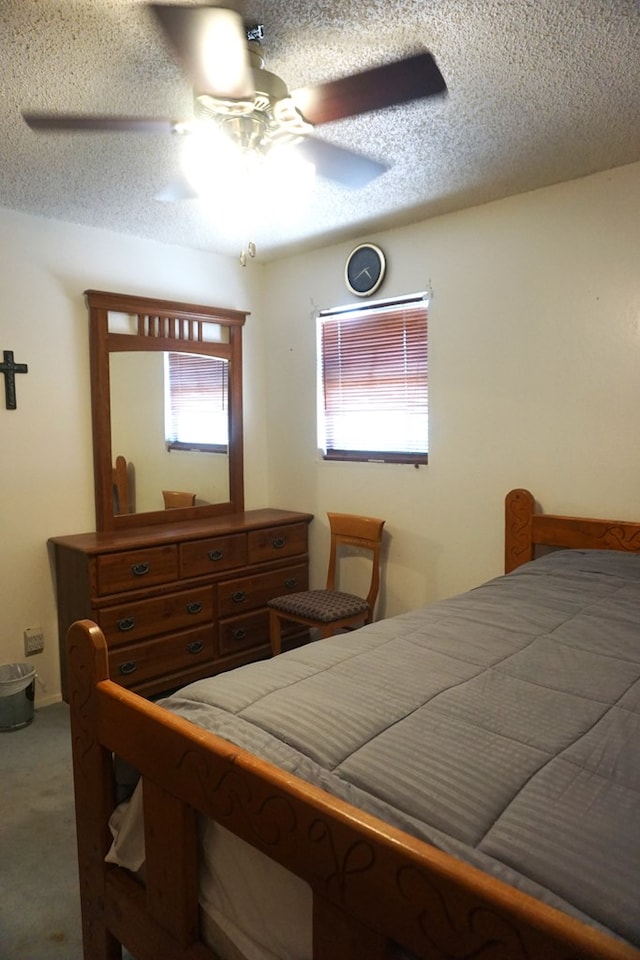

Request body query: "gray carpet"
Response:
[0, 701, 83, 959]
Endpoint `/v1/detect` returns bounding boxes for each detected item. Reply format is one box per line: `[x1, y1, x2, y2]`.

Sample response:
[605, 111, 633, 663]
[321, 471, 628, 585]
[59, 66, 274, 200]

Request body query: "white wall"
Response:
[0, 208, 268, 705]
[262, 162, 640, 616]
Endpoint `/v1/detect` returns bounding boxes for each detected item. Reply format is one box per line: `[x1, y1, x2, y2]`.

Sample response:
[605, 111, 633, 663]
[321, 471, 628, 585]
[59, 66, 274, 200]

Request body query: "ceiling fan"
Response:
[22, 3, 447, 194]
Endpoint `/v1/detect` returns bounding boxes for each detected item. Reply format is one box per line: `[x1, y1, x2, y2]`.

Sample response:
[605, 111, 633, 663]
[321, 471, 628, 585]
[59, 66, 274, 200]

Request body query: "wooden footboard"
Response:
[68, 618, 640, 960]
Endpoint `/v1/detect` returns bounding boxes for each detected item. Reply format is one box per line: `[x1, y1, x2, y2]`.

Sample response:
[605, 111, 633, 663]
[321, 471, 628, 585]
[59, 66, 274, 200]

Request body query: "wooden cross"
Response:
[0, 350, 29, 410]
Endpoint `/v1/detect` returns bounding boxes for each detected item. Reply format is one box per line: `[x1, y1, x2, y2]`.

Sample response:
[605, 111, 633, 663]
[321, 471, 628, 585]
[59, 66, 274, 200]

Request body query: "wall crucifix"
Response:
[0, 350, 29, 410]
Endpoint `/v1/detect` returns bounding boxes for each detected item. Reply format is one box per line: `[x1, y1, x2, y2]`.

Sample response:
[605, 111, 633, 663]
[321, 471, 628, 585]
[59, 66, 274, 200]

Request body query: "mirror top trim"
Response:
[85, 289, 247, 327]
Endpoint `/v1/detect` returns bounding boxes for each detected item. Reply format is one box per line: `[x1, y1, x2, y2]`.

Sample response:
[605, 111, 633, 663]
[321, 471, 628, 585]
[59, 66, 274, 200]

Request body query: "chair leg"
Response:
[269, 608, 283, 656]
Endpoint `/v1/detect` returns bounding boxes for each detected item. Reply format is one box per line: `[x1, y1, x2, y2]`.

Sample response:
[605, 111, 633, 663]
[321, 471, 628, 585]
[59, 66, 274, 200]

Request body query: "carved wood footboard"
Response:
[67, 616, 640, 960]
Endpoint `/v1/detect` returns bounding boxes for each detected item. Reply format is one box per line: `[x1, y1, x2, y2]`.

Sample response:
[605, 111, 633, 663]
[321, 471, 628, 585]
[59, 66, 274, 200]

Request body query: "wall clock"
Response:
[345, 243, 386, 297]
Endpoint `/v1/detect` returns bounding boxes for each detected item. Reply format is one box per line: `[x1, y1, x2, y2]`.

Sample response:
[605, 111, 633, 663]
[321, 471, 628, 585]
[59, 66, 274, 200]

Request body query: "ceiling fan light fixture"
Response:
[195, 85, 312, 156]
[196, 92, 255, 119]
[221, 114, 267, 153]
[180, 113, 314, 197]
[194, 35, 312, 158]
[272, 97, 312, 139]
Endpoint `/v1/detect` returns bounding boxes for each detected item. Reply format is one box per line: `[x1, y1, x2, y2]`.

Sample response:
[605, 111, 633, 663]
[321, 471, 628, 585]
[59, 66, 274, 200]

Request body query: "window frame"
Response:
[165, 350, 229, 454]
[317, 294, 429, 465]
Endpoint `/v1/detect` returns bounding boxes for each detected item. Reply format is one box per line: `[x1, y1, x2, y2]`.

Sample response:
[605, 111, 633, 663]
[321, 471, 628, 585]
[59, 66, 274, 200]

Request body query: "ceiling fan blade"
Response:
[22, 113, 177, 134]
[294, 137, 388, 189]
[292, 51, 446, 126]
[155, 174, 200, 203]
[150, 4, 253, 99]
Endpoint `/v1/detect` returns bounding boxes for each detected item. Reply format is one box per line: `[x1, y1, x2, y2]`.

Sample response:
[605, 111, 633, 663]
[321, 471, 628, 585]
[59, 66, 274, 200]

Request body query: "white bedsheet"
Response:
[107, 785, 313, 960]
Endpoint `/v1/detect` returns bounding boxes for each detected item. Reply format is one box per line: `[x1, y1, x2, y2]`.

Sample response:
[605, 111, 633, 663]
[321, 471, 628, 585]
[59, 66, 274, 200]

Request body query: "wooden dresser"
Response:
[50, 508, 313, 701]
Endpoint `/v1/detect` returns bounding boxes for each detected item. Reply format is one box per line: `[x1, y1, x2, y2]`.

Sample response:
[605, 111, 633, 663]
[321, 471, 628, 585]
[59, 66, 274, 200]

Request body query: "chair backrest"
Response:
[326, 512, 385, 614]
[112, 456, 131, 515]
[162, 490, 196, 509]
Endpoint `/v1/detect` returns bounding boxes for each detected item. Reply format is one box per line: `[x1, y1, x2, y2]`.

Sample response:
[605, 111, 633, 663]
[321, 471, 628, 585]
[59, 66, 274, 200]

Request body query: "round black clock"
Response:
[345, 243, 386, 297]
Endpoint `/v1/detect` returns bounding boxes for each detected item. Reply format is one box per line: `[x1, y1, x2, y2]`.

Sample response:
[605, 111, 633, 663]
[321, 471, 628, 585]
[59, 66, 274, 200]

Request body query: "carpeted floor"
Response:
[0, 701, 83, 959]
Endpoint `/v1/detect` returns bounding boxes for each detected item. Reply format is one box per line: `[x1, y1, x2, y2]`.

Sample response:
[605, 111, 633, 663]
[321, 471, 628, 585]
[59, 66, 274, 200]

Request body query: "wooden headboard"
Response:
[505, 488, 640, 573]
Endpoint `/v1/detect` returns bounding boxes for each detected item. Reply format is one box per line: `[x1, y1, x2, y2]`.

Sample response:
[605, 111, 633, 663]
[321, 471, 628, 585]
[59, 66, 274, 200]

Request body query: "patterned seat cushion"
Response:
[268, 589, 369, 623]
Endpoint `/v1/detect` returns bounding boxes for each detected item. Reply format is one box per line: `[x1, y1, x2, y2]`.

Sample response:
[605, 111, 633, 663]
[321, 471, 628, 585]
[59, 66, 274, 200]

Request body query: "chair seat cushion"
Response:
[268, 590, 369, 624]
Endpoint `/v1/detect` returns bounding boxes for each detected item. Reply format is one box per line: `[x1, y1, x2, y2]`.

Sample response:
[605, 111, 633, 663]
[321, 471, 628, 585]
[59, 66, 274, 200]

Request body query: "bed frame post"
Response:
[505, 488, 535, 572]
[67, 619, 121, 960]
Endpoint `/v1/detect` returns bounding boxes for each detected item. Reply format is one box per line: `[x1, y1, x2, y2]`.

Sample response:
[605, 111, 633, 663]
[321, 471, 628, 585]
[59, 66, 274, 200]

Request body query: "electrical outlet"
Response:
[24, 628, 45, 656]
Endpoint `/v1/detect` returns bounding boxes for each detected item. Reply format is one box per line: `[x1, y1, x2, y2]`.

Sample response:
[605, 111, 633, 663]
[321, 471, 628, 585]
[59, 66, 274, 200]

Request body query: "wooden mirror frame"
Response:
[86, 289, 247, 532]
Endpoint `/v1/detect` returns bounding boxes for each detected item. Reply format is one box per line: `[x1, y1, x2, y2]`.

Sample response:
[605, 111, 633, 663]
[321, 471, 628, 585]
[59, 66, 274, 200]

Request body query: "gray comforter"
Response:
[165, 550, 640, 947]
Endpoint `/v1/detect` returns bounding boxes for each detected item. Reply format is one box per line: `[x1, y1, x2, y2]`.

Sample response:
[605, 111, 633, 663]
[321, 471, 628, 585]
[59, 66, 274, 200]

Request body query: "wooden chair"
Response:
[112, 456, 131, 515]
[268, 512, 385, 655]
[162, 490, 196, 509]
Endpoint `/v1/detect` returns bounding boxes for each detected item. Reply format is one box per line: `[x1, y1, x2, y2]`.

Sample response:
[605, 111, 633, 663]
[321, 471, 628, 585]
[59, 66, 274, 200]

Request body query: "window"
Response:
[165, 351, 228, 452]
[318, 297, 428, 464]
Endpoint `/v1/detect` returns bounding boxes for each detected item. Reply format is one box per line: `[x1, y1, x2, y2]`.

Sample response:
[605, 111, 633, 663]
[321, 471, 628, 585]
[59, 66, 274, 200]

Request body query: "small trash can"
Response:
[0, 663, 36, 731]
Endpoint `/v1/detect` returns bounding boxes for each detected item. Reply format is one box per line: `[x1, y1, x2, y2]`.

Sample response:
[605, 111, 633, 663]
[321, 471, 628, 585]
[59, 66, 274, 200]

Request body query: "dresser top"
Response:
[49, 508, 313, 555]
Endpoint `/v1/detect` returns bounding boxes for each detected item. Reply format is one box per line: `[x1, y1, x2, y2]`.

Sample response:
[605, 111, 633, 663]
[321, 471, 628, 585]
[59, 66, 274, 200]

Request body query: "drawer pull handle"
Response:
[285, 578, 297, 589]
[232, 590, 247, 604]
[208, 550, 224, 562]
[119, 661, 137, 676]
[233, 628, 247, 641]
[186, 601, 203, 615]
[187, 640, 204, 655]
[272, 537, 286, 549]
[131, 562, 150, 577]
[116, 617, 135, 632]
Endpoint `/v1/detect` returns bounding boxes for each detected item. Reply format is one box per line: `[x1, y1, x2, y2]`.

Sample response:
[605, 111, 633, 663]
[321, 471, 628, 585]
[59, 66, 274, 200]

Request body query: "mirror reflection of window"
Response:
[165, 352, 229, 452]
[110, 351, 230, 515]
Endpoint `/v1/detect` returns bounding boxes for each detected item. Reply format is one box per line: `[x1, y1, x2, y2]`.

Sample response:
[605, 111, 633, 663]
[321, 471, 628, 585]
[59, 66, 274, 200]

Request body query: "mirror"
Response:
[86, 289, 247, 532]
[109, 351, 230, 512]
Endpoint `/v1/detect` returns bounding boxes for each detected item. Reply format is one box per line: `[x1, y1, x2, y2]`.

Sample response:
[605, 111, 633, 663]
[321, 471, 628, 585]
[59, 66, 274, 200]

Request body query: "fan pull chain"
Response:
[240, 241, 256, 266]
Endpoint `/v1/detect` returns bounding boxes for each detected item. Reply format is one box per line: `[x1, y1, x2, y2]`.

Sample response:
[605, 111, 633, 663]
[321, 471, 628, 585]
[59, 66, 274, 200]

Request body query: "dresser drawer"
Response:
[180, 533, 248, 578]
[108, 626, 215, 688]
[218, 610, 269, 656]
[219, 610, 303, 657]
[96, 545, 178, 596]
[217, 563, 308, 618]
[247, 523, 308, 565]
[98, 586, 214, 647]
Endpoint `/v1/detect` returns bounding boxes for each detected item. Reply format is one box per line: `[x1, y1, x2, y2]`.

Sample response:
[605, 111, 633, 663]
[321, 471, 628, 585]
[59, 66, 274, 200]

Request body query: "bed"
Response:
[67, 488, 640, 960]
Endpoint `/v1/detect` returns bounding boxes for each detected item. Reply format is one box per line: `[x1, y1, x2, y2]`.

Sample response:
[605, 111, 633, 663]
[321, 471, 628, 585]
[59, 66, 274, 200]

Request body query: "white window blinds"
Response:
[319, 298, 428, 463]
[166, 352, 228, 450]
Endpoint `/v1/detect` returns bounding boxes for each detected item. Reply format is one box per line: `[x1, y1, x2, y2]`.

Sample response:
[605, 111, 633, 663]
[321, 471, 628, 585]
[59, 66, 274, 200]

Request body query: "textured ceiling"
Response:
[1, 0, 639, 262]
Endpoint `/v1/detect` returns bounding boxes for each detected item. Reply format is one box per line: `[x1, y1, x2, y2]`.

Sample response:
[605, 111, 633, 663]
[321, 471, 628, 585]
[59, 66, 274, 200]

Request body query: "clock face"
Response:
[345, 243, 386, 297]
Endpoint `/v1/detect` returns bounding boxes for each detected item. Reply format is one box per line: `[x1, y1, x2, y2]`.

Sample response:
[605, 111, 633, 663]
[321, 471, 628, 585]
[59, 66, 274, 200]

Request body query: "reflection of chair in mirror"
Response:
[112, 456, 132, 515]
[268, 512, 386, 655]
[162, 490, 196, 509]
